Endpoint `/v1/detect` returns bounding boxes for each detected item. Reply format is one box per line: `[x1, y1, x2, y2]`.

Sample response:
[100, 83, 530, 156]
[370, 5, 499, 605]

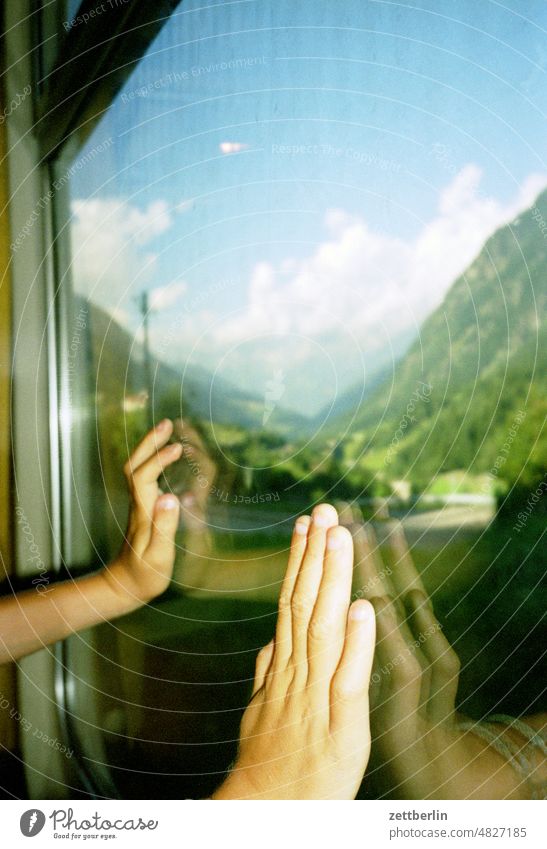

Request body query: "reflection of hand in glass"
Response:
[164, 418, 218, 590]
[108, 418, 182, 601]
[0, 421, 181, 664]
[345, 513, 547, 800]
[213, 504, 375, 799]
[169, 418, 217, 532]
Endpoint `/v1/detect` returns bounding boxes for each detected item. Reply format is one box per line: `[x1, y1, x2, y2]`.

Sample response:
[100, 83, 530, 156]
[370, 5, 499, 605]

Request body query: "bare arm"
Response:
[0, 419, 182, 666]
[0, 572, 142, 664]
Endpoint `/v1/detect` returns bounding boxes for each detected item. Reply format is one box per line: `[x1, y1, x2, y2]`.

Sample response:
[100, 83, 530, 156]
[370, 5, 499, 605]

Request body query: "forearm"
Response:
[448, 723, 530, 799]
[396, 717, 538, 799]
[455, 715, 545, 800]
[374, 716, 538, 800]
[0, 568, 141, 665]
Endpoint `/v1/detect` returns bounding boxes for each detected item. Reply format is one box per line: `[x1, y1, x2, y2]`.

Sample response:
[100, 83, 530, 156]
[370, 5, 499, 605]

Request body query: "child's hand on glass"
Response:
[104, 419, 182, 603]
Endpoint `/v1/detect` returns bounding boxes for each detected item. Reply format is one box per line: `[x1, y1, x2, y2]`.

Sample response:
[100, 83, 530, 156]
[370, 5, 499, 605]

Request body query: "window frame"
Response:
[5, 0, 182, 798]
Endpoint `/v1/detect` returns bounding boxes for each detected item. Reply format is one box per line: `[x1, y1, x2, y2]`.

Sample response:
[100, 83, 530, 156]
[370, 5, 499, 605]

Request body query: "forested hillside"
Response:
[334, 189, 547, 501]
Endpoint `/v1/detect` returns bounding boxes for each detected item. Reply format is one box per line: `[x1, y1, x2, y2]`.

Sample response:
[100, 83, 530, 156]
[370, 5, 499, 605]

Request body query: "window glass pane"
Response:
[54, 0, 547, 798]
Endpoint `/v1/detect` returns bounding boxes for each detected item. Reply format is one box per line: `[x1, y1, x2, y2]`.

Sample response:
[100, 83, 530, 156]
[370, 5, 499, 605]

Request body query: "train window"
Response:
[15, 0, 547, 799]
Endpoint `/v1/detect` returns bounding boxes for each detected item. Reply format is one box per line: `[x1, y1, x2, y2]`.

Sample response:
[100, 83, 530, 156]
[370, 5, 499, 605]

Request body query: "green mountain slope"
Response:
[338, 189, 547, 491]
[78, 295, 309, 433]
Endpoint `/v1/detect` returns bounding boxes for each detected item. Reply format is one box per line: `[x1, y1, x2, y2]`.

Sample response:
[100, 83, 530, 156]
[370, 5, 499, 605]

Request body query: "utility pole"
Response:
[137, 290, 154, 429]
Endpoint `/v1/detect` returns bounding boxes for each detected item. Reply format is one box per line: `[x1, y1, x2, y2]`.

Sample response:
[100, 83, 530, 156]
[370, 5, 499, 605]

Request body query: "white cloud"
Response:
[68, 171, 547, 414]
[219, 141, 249, 155]
[70, 197, 173, 312]
[149, 279, 188, 311]
[214, 166, 547, 349]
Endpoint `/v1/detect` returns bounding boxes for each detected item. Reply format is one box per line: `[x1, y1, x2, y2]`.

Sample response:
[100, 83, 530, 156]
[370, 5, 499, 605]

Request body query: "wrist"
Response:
[99, 560, 152, 613]
[452, 716, 530, 799]
[210, 767, 259, 800]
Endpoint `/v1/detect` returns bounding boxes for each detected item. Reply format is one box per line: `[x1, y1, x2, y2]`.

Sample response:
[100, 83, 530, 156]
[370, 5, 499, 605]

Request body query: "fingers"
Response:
[124, 419, 173, 475]
[172, 418, 217, 485]
[128, 441, 183, 544]
[172, 418, 202, 449]
[387, 520, 430, 605]
[340, 517, 401, 712]
[372, 596, 422, 726]
[251, 640, 275, 698]
[306, 525, 354, 689]
[329, 600, 375, 746]
[133, 442, 183, 491]
[405, 590, 460, 724]
[143, 494, 180, 573]
[178, 492, 208, 533]
[273, 515, 311, 670]
[335, 501, 358, 526]
[352, 522, 392, 601]
[289, 504, 339, 677]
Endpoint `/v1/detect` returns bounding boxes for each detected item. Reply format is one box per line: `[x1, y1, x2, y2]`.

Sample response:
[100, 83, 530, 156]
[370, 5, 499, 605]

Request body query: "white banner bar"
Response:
[2, 799, 544, 849]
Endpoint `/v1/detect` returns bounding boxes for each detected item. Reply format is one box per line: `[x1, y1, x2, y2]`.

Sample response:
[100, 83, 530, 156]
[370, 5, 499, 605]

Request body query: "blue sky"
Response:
[69, 0, 547, 415]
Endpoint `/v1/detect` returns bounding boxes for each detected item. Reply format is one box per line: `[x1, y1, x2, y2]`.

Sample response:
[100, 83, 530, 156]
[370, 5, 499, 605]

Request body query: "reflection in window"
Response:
[54, 0, 546, 798]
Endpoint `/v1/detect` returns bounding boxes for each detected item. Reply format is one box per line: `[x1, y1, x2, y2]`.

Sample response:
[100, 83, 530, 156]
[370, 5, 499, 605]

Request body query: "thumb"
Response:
[145, 494, 180, 569]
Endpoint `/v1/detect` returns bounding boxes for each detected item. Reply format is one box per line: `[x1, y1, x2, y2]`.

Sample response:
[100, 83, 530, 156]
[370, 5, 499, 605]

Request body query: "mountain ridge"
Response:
[328, 188, 547, 486]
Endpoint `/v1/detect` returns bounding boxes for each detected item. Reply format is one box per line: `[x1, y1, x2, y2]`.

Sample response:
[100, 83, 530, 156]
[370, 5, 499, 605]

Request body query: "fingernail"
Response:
[182, 494, 196, 508]
[312, 509, 330, 527]
[350, 601, 370, 620]
[157, 418, 170, 430]
[160, 496, 179, 510]
[294, 519, 309, 535]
